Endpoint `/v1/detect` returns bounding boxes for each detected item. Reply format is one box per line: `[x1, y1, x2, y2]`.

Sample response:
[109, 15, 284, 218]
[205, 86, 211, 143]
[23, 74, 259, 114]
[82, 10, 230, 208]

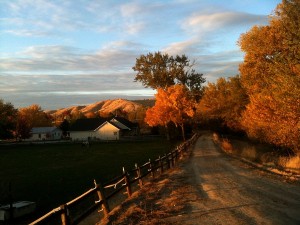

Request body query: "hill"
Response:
[47, 99, 154, 124]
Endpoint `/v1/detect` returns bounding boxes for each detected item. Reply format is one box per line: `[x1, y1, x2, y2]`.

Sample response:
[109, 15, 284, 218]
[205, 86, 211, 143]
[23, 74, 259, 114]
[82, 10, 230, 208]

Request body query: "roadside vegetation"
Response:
[196, 0, 299, 155]
[213, 133, 300, 176]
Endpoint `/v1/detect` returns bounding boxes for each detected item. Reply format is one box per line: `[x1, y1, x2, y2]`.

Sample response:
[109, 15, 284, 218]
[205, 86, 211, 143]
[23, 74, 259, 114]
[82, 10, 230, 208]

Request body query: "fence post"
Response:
[123, 167, 132, 197]
[175, 148, 179, 162]
[60, 204, 70, 225]
[159, 156, 164, 174]
[170, 151, 174, 167]
[94, 179, 110, 217]
[165, 153, 170, 169]
[149, 159, 155, 179]
[179, 145, 183, 158]
[135, 163, 143, 188]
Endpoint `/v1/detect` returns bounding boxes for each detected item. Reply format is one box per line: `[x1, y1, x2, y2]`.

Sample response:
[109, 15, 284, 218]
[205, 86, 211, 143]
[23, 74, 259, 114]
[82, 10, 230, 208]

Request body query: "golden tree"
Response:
[17, 104, 52, 139]
[145, 84, 195, 141]
[197, 76, 248, 131]
[238, 0, 300, 152]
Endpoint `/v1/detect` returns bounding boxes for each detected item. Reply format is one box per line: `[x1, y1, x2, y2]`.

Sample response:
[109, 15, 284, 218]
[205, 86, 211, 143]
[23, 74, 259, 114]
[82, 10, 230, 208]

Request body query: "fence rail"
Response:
[29, 133, 199, 225]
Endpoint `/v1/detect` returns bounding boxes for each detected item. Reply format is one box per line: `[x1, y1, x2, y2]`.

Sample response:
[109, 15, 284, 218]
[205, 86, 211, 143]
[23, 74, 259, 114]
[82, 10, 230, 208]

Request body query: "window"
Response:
[113, 132, 118, 136]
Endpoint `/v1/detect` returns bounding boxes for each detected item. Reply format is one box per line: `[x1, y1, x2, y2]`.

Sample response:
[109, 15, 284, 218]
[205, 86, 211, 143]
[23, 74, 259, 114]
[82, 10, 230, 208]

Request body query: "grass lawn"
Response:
[0, 140, 174, 216]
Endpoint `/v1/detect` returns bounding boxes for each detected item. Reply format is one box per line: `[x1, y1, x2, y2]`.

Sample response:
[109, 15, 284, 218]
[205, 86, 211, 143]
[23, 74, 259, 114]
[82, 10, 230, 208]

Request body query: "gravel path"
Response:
[163, 133, 300, 225]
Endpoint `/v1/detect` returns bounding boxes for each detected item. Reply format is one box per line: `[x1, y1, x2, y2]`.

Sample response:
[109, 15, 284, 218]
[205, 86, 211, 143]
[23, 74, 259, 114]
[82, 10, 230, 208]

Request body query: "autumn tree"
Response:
[238, 0, 300, 152]
[145, 91, 172, 140]
[133, 52, 206, 101]
[0, 99, 17, 139]
[197, 76, 248, 131]
[16, 104, 52, 139]
[145, 84, 195, 141]
[59, 119, 70, 138]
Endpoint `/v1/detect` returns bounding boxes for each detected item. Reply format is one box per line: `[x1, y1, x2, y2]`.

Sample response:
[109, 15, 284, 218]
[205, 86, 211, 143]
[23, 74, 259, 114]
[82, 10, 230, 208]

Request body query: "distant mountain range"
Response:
[45, 99, 155, 121]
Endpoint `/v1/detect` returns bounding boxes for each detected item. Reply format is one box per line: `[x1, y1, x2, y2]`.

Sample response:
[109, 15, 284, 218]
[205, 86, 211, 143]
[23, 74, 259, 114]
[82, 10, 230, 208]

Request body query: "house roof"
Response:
[31, 127, 60, 134]
[69, 118, 107, 131]
[96, 121, 122, 131]
[110, 116, 138, 130]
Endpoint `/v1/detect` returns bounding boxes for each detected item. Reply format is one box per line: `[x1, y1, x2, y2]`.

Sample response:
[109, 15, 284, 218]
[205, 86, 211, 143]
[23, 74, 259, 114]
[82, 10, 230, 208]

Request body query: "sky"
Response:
[0, 0, 281, 110]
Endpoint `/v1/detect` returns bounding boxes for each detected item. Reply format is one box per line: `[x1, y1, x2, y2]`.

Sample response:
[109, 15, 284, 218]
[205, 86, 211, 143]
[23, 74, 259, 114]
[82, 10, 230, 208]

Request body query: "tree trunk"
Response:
[165, 123, 170, 140]
[180, 123, 186, 141]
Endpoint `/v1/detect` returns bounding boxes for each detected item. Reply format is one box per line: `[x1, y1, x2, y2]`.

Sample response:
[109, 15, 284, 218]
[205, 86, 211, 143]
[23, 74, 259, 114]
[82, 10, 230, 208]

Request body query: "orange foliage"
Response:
[238, 0, 300, 152]
[145, 84, 195, 140]
[197, 76, 248, 131]
[17, 104, 52, 138]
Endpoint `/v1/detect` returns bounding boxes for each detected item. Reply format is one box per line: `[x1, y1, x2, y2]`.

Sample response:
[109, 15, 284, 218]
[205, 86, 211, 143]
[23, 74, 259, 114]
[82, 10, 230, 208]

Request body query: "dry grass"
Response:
[98, 173, 185, 225]
[278, 155, 300, 171]
[215, 133, 300, 174]
[221, 139, 234, 154]
[212, 132, 219, 142]
[97, 149, 197, 225]
[240, 146, 258, 161]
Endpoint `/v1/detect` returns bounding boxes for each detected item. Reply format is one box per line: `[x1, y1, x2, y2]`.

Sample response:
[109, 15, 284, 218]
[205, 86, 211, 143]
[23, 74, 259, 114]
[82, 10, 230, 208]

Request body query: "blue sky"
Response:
[0, 0, 281, 109]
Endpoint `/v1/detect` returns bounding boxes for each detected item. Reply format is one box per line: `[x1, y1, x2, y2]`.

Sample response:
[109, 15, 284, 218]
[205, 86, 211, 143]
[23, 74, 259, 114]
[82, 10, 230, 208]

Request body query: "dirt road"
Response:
[164, 133, 300, 224]
[99, 133, 300, 225]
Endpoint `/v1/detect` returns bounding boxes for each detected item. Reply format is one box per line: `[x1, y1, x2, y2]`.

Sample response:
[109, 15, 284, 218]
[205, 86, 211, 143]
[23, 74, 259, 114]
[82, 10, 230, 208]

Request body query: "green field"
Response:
[0, 140, 174, 216]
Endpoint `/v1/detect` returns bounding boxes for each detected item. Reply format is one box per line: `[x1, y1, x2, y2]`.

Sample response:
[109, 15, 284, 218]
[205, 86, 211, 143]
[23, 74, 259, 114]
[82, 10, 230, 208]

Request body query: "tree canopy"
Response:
[0, 99, 17, 139]
[145, 84, 195, 141]
[133, 52, 205, 101]
[238, 0, 300, 152]
[17, 104, 52, 139]
[197, 76, 248, 131]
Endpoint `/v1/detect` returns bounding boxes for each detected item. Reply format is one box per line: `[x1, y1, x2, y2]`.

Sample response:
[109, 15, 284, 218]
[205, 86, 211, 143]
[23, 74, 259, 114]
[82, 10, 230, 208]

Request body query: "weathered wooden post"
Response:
[159, 156, 164, 174]
[165, 153, 170, 169]
[148, 159, 155, 179]
[60, 204, 70, 225]
[94, 179, 110, 217]
[135, 163, 143, 188]
[179, 145, 183, 158]
[175, 148, 179, 162]
[170, 151, 174, 167]
[123, 167, 132, 197]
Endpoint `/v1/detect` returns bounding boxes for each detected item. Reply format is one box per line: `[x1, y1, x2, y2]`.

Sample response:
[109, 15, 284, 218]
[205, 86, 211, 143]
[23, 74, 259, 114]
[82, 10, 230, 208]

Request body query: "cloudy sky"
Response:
[0, 0, 281, 109]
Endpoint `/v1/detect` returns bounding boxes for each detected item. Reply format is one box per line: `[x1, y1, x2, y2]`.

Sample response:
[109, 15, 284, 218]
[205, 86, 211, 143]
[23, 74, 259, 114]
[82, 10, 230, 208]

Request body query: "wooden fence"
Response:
[29, 134, 199, 225]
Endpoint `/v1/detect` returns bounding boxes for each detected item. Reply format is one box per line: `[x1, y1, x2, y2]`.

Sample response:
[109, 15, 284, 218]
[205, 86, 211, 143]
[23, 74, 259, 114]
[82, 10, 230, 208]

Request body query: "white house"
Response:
[69, 117, 139, 141]
[94, 121, 121, 140]
[69, 118, 106, 141]
[29, 127, 62, 141]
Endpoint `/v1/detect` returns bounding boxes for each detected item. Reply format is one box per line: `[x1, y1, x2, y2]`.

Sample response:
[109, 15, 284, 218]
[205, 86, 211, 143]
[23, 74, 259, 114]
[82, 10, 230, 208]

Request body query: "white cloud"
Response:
[125, 22, 145, 35]
[120, 2, 142, 18]
[0, 42, 144, 73]
[4, 29, 55, 37]
[183, 11, 267, 34]
[162, 38, 207, 55]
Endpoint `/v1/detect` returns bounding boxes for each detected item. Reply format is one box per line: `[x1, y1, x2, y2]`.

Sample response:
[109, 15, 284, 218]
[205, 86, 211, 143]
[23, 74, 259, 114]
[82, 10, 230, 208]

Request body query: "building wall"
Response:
[70, 131, 93, 141]
[51, 129, 62, 140]
[30, 133, 44, 140]
[29, 129, 62, 141]
[95, 123, 120, 140]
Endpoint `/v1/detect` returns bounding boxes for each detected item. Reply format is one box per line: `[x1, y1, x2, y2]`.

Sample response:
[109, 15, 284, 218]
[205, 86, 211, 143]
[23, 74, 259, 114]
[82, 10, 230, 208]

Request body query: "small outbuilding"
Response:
[29, 127, 62, 141]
